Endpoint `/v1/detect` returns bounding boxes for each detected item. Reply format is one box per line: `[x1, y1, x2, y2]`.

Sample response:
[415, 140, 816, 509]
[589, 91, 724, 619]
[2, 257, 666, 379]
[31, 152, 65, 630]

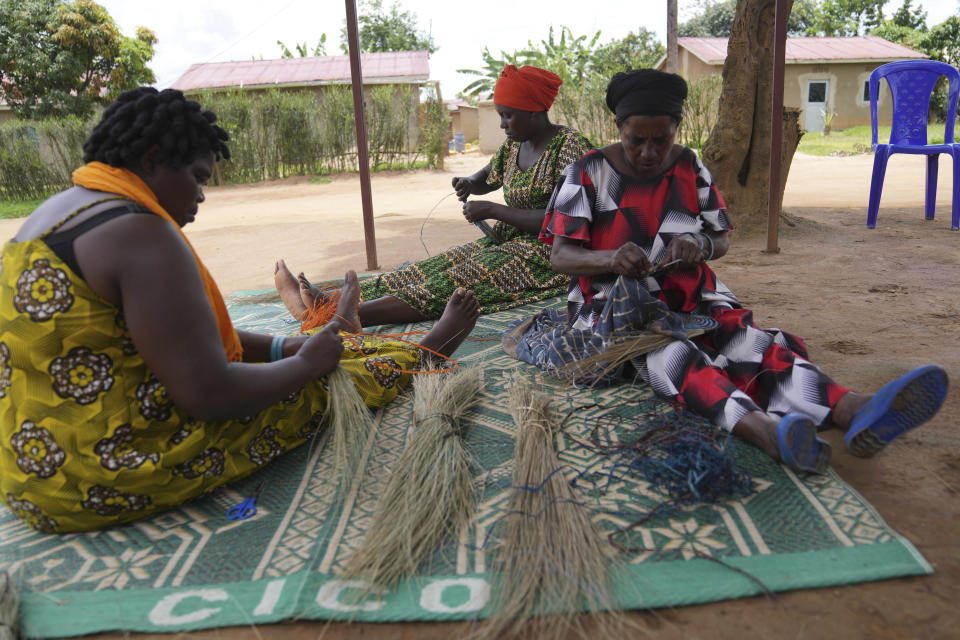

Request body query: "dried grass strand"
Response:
[480, 379, 625, 640]
[325, 366, 375, 498]
[560, 329, 705, 384]
[343, 367, 483, 589]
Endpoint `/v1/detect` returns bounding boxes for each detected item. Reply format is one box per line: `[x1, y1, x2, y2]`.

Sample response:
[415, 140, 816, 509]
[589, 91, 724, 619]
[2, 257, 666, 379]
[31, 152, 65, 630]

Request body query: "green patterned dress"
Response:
[359, 126, 592, 317]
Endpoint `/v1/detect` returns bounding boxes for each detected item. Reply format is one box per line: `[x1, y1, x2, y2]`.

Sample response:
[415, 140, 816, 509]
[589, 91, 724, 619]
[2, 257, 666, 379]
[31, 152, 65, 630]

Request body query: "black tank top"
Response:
[44, 204, 152, 279]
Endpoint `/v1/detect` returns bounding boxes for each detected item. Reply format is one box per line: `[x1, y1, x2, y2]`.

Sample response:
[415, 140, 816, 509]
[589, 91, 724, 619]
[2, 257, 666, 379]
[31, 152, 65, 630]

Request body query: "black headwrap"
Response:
[605, 69, 688, 122]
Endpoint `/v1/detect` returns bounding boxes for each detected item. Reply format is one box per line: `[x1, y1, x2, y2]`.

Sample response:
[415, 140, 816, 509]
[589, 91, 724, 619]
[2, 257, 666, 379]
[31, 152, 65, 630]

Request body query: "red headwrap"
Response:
[492, 65, 563, 112]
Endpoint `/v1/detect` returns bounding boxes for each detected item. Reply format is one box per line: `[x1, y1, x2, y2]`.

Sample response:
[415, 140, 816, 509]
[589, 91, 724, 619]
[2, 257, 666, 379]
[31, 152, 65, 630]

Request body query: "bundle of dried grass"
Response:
[561, 328, 706, 385]
[481, 379, 622, 640]
[343, 367, 483, 588]
[324, 365, 375, 497]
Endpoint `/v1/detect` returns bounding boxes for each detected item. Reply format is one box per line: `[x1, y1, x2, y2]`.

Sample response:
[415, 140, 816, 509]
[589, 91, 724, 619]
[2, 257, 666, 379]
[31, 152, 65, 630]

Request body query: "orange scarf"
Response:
[72, 161, 243, 362]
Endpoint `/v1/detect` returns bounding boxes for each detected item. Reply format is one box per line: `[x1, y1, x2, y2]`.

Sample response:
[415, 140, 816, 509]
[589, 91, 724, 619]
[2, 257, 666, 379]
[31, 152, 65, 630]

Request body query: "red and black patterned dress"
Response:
[540, 147, 850, 431]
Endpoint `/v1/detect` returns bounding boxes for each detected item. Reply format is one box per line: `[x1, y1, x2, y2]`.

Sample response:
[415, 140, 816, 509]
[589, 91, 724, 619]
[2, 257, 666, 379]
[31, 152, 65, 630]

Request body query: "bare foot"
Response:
[297, 272, 327, 310]
[419, 288, 480, 357]
[274, 259, 308, 319]
[327, 270, 361, 333]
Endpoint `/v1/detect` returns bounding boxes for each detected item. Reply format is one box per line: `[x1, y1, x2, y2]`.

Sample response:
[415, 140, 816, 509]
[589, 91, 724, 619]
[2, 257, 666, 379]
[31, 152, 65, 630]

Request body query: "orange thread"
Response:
[297, 290, 481, 374]
[339, 329, 461, 375]
[300, 288, 342, 332]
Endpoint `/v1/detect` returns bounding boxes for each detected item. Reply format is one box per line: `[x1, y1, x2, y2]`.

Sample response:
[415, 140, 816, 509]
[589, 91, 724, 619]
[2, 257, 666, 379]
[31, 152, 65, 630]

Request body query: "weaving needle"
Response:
[644, 258, 683, 279]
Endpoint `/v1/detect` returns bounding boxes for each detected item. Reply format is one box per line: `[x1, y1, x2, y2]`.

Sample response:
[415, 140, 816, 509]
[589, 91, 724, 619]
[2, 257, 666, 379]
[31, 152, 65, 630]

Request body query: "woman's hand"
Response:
[609, 242, 654, 277]
[294, 327, 343, 377]
[452, 176, 479, 202]
[664, 233, 705, 266]
[462, 200, 502, 223]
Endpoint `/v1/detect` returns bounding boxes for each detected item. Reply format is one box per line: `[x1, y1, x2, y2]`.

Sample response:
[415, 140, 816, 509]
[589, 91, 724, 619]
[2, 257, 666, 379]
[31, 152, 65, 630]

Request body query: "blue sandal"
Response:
[778, 413, 832, 474]
[845, 365, 949, 458]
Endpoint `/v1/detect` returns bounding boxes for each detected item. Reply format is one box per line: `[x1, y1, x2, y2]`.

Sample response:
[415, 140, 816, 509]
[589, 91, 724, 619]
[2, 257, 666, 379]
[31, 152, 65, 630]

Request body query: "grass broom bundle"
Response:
[343, 367, 483, 589]
[481, 379, 622, 640]
[324, 365, 375, 498]
[560, 328, 706, 385]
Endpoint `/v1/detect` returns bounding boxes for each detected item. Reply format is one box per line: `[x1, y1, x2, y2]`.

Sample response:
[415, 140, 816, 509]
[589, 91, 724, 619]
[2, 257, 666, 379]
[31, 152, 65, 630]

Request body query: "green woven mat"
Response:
[0, 292, 931, 638]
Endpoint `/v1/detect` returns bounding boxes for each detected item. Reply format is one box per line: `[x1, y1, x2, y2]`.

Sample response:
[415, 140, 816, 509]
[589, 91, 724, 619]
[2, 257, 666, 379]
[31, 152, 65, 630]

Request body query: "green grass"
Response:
[798, 123, 947, 156]
[0, 198, 43, 219]
[372, 159, 432, 172]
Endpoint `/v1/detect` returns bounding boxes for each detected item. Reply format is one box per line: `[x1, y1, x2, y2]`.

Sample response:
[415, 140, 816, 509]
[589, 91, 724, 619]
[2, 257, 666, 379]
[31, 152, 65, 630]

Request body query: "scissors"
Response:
[227, 481, 265, 521]
[644, 258, 683, 279]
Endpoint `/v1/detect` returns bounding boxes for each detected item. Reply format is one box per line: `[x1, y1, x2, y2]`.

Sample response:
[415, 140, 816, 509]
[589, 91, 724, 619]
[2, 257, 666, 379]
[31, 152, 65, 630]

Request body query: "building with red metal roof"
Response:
[170, 50, 430, 92]
[657, 36, 928, 132]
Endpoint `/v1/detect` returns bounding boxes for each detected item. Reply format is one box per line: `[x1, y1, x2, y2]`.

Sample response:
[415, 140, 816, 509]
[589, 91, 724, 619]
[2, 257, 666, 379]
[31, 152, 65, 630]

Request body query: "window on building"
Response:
[863, 80, 871, 102]
[808, 81, 827, 103]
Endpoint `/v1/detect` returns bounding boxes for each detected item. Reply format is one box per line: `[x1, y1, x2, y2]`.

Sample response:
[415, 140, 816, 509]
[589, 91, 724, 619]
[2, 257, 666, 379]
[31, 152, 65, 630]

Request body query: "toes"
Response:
[464, 293, 479, 313]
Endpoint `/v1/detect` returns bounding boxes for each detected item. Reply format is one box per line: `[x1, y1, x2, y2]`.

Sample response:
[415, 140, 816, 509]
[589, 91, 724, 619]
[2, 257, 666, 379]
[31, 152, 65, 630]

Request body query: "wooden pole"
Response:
[666, 0, 678, 73]
[345, 0, 379, 270]
[766, 0, 788, 254]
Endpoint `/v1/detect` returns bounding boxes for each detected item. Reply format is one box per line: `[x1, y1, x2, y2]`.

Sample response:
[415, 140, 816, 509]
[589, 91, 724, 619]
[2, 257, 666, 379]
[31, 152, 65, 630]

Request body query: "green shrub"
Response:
[0, 117, 92, 200]
[679, 74, 722, 150]
[551, 72, 615, 146]
[0, 85, 448, 202]
[417, 86, 450, 169]
[194, 85, 441, 183]
[316, 86, 356, 173]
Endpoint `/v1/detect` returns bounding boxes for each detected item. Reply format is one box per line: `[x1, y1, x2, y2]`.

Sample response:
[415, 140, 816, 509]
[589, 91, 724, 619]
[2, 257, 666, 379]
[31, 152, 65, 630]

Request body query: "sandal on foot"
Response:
[845, 364, 949, 458]
[778, 413, 831, 474]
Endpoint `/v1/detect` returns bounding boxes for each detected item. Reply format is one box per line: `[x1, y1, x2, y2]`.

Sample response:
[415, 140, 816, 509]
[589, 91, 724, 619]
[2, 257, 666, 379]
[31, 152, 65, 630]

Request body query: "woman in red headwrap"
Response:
[275, 65, 593, 328]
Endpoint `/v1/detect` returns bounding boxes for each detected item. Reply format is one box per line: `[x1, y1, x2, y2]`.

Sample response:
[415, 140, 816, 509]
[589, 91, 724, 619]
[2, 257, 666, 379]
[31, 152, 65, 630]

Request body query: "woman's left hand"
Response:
[664, 233, 704, 266]
[462, 201, 501, 223]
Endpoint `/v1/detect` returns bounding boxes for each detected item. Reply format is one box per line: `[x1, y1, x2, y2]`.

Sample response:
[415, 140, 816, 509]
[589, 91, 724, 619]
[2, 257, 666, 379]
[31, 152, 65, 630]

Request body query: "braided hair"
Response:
[83, 87, 231, 169]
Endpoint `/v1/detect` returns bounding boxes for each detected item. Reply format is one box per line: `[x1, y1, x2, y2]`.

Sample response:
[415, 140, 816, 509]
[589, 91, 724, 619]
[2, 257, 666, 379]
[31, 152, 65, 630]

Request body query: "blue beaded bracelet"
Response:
[701, 232, 715, 261]
[269, 336, 286, 362]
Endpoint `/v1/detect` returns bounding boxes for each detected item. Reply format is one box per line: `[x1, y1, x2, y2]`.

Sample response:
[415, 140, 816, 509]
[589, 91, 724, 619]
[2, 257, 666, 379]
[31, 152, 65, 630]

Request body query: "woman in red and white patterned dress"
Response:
[540, 69, 947, 473]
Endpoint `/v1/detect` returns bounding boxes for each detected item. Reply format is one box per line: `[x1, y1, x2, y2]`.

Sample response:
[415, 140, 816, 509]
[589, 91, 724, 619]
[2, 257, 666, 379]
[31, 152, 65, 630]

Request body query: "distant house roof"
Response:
[444, 98, 474, 111]
[171, 50, 430, 92]
[664, 36, 926, 67]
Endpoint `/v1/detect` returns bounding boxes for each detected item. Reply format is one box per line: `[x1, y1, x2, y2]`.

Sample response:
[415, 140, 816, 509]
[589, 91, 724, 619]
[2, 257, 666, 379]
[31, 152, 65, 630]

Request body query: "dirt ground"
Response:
[3, 151, 958, 639]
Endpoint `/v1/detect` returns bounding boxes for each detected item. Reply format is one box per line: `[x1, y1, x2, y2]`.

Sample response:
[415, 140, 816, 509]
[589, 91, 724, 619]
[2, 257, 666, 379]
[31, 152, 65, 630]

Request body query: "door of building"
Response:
[804, 80, 829, 132]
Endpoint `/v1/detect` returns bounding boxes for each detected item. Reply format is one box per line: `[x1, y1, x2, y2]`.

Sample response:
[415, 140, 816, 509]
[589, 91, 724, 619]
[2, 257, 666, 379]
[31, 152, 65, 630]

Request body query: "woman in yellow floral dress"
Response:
[0, 87, 479, 533]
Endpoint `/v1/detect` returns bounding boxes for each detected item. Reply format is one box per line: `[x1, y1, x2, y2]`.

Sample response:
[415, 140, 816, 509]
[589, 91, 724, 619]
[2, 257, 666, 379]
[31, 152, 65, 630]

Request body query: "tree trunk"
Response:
[702, 0, 803, 234]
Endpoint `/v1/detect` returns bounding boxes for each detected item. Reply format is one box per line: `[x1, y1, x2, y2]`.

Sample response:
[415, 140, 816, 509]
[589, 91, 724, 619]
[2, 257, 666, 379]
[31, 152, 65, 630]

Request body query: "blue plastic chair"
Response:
[867, 60, 960, 230]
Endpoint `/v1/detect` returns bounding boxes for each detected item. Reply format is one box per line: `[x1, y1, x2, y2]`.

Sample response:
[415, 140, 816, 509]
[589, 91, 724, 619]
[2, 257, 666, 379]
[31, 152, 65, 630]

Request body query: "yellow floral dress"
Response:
[0, 236, 420, 533]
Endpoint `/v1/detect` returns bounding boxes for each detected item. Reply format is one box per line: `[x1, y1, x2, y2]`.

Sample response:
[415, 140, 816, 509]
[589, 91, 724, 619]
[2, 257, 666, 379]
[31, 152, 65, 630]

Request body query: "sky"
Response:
[97, 0, 960, 98]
